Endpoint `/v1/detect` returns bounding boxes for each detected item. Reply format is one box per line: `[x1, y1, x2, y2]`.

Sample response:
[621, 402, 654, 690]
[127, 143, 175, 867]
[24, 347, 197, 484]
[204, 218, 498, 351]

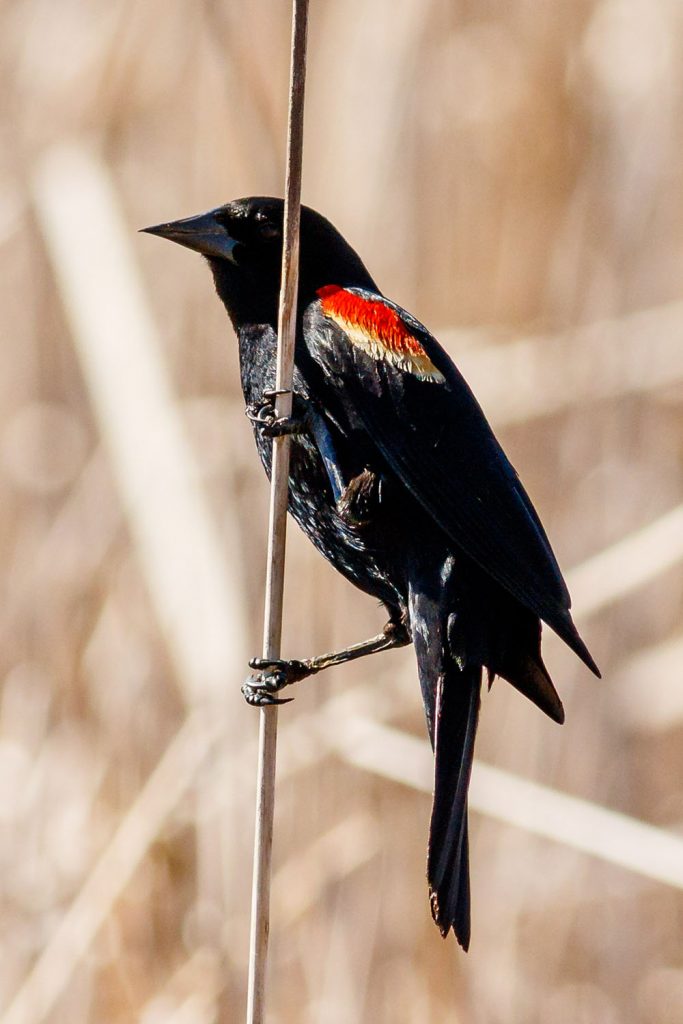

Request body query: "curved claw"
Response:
[242, 655, 314, 708]
[251, 415, 305, 438]
[241, 679, 294, 707]
[245, 391, 306, 438]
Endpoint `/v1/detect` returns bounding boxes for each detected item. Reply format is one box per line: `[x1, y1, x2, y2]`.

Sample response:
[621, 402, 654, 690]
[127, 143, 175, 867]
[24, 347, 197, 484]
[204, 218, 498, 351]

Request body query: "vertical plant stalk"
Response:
[246, 2, 309, 1023]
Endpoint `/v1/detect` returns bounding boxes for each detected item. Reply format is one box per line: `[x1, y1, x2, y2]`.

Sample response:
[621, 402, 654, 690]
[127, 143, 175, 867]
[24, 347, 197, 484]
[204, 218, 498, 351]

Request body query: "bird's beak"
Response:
[140, 209, 239, 263]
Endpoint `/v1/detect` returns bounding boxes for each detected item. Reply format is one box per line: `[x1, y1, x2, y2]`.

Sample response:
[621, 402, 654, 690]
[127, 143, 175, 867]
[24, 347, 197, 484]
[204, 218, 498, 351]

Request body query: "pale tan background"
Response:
[2, 1, 683, 1021]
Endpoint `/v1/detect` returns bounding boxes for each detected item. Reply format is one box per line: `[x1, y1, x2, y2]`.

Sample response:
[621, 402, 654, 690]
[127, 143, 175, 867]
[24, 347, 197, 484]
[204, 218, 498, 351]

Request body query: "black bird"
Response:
[143, 198, 599, 949]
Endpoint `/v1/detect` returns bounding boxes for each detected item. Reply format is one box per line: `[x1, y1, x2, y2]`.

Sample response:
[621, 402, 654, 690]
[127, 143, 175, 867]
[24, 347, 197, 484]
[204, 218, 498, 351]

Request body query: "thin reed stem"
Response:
[245, 3, 309, 1023]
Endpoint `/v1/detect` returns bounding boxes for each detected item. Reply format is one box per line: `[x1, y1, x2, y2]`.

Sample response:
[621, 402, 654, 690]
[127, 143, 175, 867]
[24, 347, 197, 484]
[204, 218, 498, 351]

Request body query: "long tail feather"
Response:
[408, 563, 482, 949]
[427, 666, 481, 948]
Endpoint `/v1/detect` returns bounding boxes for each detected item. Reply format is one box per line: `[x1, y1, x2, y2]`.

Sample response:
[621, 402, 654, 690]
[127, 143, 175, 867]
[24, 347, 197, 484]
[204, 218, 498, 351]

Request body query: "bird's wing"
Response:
[302, 285, 596, 670]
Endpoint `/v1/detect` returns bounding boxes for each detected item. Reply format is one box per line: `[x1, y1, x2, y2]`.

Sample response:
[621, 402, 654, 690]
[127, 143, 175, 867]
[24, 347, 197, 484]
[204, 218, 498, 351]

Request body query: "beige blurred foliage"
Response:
[2, 1, 683, 1022]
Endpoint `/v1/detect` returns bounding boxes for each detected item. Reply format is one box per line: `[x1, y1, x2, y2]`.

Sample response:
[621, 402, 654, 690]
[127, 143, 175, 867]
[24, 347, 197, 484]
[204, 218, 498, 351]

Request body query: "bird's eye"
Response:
[255, 213, 280, 240]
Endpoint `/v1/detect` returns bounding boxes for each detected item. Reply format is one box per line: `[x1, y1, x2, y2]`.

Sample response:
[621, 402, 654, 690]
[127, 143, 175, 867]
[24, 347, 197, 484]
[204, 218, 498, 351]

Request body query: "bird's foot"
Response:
[241, 679, 293, 707]
[246, 390, 306, 438]
[241, 657, 313, 707]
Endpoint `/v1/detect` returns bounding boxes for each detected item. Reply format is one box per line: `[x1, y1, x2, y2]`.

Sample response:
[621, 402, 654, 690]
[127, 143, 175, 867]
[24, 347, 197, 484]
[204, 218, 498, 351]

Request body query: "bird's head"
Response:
[142, 197, 376, 331]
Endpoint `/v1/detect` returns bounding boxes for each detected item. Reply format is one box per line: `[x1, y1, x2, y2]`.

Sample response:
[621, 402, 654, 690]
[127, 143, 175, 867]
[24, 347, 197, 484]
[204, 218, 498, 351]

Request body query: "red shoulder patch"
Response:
[316, 285, 444, 381]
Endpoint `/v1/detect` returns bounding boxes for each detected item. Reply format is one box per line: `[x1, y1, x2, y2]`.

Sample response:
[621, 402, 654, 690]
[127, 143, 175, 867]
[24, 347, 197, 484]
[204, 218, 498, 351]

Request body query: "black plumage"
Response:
[143, 197, 599, 949]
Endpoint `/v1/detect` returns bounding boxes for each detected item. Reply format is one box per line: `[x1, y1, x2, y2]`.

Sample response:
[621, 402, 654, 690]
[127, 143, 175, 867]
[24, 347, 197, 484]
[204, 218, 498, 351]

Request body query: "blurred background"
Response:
[2, 0, 683, 1021]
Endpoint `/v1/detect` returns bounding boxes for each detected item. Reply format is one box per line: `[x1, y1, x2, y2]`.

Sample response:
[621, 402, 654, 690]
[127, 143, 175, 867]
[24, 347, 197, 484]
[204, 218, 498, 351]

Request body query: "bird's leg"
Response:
[245, 388, 306, 438]
[242, 618, 411, 707]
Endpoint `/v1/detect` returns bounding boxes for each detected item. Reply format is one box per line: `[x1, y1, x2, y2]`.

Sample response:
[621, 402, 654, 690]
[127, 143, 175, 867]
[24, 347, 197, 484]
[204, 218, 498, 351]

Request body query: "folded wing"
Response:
[303, 285, 598, 674]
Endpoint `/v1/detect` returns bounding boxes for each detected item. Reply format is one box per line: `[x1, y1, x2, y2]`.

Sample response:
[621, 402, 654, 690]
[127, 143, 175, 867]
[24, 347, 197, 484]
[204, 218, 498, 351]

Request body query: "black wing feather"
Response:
[303, 290, 598, 673]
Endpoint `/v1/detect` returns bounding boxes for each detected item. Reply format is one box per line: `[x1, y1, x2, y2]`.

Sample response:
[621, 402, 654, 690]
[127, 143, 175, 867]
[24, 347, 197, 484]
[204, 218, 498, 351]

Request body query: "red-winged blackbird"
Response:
[143, 198, 599, 950]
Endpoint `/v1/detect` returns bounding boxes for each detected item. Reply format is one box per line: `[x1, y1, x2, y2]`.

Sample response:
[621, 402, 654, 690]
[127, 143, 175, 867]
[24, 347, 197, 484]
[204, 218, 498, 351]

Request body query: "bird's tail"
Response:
[408, 567, 482, 950]
[427, 664, 480, 948]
